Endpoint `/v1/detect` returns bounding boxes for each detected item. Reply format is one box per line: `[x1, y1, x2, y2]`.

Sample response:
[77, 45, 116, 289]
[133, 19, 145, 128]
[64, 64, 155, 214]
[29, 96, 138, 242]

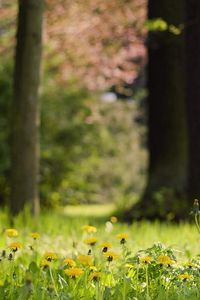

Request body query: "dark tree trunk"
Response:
[127, 0, 188, 220]
[10, 0, 44, 215]
[186, 1, 200, 201]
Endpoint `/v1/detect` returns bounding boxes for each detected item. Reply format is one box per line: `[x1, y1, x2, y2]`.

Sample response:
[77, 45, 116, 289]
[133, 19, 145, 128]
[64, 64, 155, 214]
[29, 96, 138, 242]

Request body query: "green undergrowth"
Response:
[0, 208, 199, 299]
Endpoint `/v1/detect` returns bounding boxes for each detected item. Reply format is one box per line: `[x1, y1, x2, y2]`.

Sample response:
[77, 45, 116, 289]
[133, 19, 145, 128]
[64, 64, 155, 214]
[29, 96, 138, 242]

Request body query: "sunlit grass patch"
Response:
[62, 203, 116, 218]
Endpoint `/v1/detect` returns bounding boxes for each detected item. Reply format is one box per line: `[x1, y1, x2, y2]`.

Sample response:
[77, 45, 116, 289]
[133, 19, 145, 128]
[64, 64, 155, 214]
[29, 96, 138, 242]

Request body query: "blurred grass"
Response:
[62, 203, 115, 217]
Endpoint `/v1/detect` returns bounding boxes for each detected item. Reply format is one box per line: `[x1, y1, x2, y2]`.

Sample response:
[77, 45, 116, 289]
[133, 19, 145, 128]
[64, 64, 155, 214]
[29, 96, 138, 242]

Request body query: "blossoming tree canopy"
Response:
[0, 0, 147, 90]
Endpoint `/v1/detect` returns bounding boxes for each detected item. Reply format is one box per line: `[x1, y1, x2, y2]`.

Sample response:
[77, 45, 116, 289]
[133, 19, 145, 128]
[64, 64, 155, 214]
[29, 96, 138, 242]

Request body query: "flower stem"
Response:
[195, 214, 200, 234]
[145, 265, 150, 300]
[49, 267, 60, 299]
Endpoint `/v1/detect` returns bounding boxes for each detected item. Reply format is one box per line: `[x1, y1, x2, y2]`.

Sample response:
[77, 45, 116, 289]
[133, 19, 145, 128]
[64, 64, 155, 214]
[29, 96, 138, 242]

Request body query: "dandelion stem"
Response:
[96, 281, 103, 300]
[122, 264, 127, 300]
[49, 267, 60, 299]
[145, 265, 150, 300]
[136, 264, 139, 299]
[194, 214, 200, 234]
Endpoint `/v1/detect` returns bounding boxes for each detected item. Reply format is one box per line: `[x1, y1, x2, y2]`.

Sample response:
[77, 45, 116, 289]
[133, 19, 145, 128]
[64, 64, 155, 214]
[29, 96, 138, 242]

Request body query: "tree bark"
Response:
[10, 0, 44, 215]
[186, 0, 200, 200]
[128, 0, 188, 220]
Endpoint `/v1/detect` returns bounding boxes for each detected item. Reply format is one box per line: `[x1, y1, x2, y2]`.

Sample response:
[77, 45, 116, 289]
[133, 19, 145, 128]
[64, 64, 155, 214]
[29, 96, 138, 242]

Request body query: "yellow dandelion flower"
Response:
[90, 265, 97, 271]
[178, 273, 193, 281]
[64, 267, 84, 278]
[104, 251, 120, 262]
[5, 228, 18, 238]
[44, 252, 57, 261]
[99, 242, 112, 252]
[90, 272, 102, 281]
[185, 262, 197, 269]
[116, 233, 129, 244]
[8, 242, 22, 252]
[81, 225, 97, 233]
[63, 258, 76, 267]
[30, 232, 40, 240]
[157, 255, 174, 266]
[78, 255, 93, 266]
[110, 216, 118, 223]
[139, 256, 152, 264]
[40, 259, 50, 268]
[84, 237, 97, 246]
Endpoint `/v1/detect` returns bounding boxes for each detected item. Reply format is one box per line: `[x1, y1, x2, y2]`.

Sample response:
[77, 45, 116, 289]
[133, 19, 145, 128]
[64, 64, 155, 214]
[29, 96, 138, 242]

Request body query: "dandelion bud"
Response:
[192, 199, 199, 214]
[8, 253, 13, 261]
[190, 199, 200, 215]
[1, 250, 6, 258]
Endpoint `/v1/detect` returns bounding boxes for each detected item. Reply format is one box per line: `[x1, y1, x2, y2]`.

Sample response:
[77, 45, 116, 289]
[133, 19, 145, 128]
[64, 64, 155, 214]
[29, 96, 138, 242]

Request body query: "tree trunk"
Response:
[186, 1, 200, 201]
[10, 0, 44, 215]
[128, 0, 188, 220]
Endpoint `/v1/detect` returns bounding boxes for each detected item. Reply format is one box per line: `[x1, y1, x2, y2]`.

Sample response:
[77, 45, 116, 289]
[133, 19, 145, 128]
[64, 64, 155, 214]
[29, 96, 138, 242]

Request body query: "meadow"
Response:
[0, 205, 199, 300]
[1, 1, 200, 299]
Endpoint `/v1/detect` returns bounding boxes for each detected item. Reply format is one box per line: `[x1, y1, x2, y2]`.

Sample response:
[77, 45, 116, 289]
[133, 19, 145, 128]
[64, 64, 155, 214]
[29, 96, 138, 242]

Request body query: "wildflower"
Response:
[78, 255, 93, 266]
[104, 251, 119, 262]
[191, 199, 199, 215]
[105, 221, 113, 233]
[63, 258, 76, 267]
[84, 237, 97, 246]
[90, 272, 102, 281]
[64, 267, 84, 278]
[81, 225, 97, 233]
[40, 259, 50, 269]
[178, 273, 193, 281]
[44, 252, 57, 262]
[116, 233, 129, 244]
[140, 256, 152, 264]
[110, 216, 118, 223]
[30, 232, 40, 240]
[185, 262, 197, 269]
[99, 242, 112, 252]
[5, 229, 18, 238]
[90, 265, 97, 271]
[157, 255, 174, 267]
[8, 242, 22, 252]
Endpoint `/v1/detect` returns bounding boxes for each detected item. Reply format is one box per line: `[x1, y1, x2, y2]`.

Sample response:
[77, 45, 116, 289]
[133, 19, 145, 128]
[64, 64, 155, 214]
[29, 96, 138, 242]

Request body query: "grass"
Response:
[62, 204, 116, 218]
[0, 205, 199, 299]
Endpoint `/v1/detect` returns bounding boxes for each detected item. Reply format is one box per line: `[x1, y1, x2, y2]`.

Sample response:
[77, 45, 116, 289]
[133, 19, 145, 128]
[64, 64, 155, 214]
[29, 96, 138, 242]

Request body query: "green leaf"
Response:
[29, 262, 39, 274]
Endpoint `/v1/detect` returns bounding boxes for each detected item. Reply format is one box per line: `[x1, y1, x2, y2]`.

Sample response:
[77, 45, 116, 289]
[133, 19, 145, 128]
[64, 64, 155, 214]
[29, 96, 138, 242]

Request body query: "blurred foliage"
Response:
[145, 18, 182, 35]
[40, 84, 147, 208]
[0, 0, 147, 208]
[145, 18, 168, 31]
[0, 0, 146, 90]
[0, 56, 147, 208]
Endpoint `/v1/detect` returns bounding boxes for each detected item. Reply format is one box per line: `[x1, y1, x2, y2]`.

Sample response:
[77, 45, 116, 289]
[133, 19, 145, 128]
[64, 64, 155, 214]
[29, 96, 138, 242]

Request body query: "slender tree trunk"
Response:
[10, 0, 44, 215]
[186, 1, 200, 200]
[127, 0, 188, 220]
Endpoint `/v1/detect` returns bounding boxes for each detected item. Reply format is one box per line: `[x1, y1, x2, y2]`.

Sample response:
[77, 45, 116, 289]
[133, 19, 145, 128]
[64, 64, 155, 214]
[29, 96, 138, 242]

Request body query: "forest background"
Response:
[0, 0, 200, 221]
